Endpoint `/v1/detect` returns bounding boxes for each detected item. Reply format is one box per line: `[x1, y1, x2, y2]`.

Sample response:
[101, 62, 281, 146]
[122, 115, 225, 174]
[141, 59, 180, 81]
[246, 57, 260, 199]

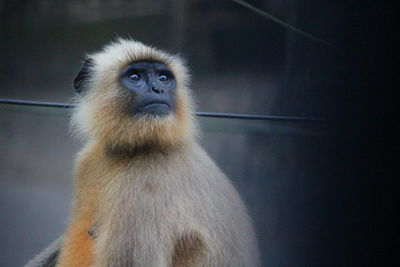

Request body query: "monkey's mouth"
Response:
[140, 100, 170, 110]
[138, 100, 171, 116]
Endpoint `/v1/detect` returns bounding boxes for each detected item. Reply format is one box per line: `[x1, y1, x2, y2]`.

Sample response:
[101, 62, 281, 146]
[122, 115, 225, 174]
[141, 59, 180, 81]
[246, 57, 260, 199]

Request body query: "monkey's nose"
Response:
[151, 87, 164, 94]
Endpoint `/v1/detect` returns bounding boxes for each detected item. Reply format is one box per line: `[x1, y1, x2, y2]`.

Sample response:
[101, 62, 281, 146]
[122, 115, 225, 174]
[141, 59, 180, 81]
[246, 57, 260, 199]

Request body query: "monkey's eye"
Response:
[129, 73, 140, 81]
[158, 74, 169, 82]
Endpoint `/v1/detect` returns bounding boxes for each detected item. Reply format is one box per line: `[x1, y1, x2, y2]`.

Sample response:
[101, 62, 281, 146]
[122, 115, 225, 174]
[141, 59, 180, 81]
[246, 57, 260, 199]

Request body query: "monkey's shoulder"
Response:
[73, 141, 239, 201]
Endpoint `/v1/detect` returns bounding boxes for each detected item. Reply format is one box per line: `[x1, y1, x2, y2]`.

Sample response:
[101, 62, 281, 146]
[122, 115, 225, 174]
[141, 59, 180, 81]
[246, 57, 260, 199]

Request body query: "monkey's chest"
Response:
[91, 178, 190, 260]
[96, 171, 186, 228]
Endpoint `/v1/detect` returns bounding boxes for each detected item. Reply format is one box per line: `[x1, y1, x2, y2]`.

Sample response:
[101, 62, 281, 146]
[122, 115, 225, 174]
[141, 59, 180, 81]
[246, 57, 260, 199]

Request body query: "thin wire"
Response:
[0, 99, 73, 108]
[232, 0, 333, 47]
[0, 99, 323, 122]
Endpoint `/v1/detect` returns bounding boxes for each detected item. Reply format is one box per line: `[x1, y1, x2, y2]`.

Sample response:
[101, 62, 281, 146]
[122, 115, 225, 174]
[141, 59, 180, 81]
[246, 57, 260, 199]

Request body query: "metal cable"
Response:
[0, 99, 323, 122]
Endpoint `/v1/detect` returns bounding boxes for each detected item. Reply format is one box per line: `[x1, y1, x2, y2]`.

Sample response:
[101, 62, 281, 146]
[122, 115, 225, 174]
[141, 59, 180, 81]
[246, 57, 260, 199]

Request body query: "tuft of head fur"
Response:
[71, 38, 197, 151]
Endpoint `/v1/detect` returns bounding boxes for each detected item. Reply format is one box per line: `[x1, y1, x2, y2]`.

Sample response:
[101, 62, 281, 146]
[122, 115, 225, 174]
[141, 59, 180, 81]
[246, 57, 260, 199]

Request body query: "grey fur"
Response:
[24, 237, 62, 267]
[27, 39, 260, 267]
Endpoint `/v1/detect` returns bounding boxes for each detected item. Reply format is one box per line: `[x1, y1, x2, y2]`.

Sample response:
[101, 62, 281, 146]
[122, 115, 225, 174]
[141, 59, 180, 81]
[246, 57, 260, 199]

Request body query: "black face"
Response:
[120, 61, 176, 117]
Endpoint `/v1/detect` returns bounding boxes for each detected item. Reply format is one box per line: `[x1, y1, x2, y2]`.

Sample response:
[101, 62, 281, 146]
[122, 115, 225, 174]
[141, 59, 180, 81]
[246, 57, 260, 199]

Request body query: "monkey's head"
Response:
[71, 39, 196, 152]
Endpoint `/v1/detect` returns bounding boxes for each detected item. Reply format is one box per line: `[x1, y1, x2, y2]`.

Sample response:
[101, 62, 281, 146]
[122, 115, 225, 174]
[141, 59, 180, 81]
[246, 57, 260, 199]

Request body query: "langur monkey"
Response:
[26, 39, 260, 267]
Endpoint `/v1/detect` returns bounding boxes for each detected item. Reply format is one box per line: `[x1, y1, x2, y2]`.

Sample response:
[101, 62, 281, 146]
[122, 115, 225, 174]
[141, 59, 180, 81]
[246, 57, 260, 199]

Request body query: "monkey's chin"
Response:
[137, 103, 171, 117]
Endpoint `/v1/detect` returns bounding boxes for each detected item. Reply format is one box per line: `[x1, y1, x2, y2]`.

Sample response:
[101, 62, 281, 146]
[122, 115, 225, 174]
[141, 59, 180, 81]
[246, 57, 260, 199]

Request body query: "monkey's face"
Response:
[71, 39, 196, 150]
[120, 61, 176, 117]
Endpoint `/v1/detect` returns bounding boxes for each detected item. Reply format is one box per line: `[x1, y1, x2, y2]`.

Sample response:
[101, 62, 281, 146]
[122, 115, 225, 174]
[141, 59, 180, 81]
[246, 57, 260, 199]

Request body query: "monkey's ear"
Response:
[74, 58, 94, 94]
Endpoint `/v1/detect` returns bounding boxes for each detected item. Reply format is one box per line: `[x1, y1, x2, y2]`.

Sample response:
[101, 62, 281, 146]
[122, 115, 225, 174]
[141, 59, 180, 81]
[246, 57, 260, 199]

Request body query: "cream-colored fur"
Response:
[54, 39, 259, 267]
[71, 39, 195, 150]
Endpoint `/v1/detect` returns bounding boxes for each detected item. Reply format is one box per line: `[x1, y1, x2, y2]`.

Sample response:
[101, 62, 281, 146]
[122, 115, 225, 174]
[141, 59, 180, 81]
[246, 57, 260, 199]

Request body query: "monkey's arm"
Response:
[55, 143, 101, 267]
[56, 215, 94, 267]
[24, 236, 63, 267]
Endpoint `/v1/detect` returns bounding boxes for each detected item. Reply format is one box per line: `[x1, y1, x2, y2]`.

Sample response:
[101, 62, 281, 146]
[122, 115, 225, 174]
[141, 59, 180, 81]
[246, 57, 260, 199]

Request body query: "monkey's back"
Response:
[175, 142, 260, 266]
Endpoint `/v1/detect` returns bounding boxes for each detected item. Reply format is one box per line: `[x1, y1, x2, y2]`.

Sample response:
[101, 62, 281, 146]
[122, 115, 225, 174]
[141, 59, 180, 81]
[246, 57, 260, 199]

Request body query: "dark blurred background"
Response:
[0, 0, 397, 266]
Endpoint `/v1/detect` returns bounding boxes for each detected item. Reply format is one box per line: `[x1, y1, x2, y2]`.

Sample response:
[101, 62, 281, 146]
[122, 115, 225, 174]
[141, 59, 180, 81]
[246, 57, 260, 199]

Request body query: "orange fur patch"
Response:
[57, 217, 93, 267]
